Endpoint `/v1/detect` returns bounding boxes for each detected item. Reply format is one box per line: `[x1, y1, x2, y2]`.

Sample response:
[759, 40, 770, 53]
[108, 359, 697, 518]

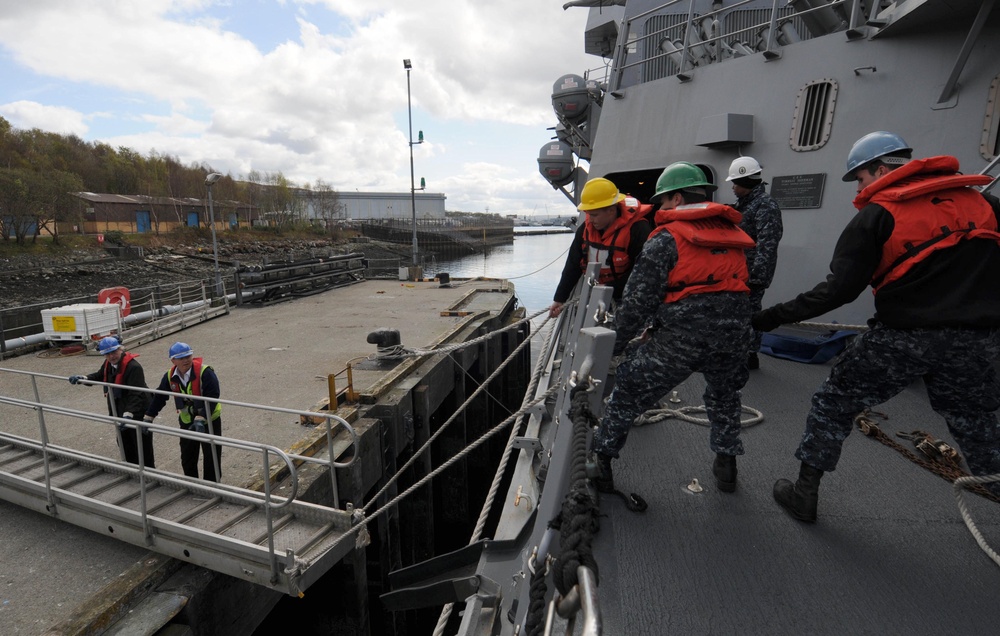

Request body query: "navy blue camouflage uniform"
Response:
[734, 183, 782, 354]
[754, 185, 1000, 484]
[592, 230, 751, 459]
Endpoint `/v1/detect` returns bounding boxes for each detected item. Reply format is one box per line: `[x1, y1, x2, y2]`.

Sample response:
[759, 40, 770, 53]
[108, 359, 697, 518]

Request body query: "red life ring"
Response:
[98, 286, 131, 317]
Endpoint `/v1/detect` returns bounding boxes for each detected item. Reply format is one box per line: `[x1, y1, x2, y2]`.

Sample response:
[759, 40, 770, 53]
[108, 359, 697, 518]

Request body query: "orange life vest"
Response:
[855, 156, 1000, 292]
[650, 202, 754, 303]
[579, 197, 653, 285]
[103, 352, 138, 385]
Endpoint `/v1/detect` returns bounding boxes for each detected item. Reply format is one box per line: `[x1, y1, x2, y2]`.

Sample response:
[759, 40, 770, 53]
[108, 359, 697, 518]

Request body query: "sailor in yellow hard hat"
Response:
[548, 177, 653, 318]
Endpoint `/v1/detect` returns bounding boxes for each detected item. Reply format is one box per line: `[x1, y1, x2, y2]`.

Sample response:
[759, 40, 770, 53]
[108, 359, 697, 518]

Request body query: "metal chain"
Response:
[854, 411, 1000, 504]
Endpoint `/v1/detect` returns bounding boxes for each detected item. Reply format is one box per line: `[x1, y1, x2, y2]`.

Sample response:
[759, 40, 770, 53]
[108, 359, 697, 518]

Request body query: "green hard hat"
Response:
[651, 162, 716, 204]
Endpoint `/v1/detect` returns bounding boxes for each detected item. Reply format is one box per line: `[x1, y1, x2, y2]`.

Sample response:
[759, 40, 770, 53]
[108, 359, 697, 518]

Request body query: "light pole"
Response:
[204, 172, 224, 297]
[404, 58, 423, 267]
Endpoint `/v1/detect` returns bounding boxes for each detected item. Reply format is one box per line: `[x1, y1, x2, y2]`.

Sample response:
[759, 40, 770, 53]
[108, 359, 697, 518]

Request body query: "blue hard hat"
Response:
[842, 131, 912, 182]
[97, 336, 121, 355]
[169, 342, 193, 359]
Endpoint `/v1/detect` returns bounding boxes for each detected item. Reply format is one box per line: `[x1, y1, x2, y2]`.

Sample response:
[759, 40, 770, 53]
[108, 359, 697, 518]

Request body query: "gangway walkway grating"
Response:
[0, 435, 355, 596]
[0, 367, 364, 598]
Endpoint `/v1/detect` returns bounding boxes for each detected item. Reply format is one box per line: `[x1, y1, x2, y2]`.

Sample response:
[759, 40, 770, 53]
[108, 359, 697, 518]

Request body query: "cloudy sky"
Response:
[0, 0, 604, 216]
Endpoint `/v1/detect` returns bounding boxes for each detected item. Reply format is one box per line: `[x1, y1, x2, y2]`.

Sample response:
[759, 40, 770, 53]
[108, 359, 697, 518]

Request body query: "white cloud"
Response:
[0, 0, 596, 214]
[0, 100, 89, 136]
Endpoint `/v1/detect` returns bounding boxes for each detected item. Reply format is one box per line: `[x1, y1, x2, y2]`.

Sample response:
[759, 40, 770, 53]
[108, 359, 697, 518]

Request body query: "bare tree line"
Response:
[0, 116, 343, 244]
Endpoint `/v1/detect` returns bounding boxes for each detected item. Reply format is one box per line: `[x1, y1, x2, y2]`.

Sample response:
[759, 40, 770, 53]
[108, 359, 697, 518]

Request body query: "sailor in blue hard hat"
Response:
[169, 341, 194, 360]
[754, 130, 1000, 522]
[841, 130, 912, 191]
[68, 335, 156, 468]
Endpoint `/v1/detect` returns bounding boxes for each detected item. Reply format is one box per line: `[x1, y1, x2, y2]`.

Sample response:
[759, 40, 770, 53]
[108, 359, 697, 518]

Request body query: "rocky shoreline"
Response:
[0, 237, 411, 310]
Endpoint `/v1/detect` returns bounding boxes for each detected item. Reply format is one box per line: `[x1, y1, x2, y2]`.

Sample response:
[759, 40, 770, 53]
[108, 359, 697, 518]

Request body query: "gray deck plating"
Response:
[596, 354, 1000, 635]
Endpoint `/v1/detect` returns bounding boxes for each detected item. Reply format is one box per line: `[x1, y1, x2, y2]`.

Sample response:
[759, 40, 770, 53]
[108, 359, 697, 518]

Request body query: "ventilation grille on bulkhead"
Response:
[790, 79, 838, 151]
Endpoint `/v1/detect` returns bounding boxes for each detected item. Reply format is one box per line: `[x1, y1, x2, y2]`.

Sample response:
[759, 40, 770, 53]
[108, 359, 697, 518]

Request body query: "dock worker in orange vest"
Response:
[144, 342, 223, 482]
[70, 336, 155, 468]
[549, 177, 652, 318]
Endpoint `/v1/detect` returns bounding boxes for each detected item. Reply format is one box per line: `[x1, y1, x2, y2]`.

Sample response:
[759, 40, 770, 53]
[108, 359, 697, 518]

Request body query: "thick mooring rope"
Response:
[432, 313, 559, 635]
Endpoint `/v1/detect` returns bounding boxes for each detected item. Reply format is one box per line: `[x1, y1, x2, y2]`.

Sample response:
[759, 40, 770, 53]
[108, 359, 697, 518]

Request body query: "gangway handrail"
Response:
[0, 366, 358, 466]
[0, 421, 298, 510]
[0, 366, 358, 515]
[0, 392, 311, 588]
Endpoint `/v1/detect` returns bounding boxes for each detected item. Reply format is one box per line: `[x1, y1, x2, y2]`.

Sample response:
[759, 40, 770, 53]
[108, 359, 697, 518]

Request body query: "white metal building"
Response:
[295, 190, 447, 221]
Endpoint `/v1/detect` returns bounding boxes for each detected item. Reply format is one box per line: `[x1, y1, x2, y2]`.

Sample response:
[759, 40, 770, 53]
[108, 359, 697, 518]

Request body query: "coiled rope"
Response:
[634, 404, 765, 428]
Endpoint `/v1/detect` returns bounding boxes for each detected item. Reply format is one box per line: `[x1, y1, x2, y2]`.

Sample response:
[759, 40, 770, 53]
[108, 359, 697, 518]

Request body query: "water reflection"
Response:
[422, 232, 575, 314]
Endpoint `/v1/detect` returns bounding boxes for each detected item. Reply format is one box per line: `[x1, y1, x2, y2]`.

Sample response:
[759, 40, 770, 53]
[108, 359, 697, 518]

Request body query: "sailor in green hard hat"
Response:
[591, 161, 755, 495]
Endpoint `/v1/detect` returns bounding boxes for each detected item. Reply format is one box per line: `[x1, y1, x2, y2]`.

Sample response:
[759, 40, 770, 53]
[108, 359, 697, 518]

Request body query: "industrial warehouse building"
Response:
[65, 190, 447, 236]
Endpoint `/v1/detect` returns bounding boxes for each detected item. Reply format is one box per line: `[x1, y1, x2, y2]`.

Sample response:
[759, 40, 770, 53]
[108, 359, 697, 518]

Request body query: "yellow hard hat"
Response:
[578, 177, 626, 211]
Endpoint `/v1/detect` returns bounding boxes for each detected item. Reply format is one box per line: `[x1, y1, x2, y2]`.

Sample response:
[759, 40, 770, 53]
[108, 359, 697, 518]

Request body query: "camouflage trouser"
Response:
[797, 325, 1000, 482]
[748, 287, 766, 355]
[593, 323, 750, 459]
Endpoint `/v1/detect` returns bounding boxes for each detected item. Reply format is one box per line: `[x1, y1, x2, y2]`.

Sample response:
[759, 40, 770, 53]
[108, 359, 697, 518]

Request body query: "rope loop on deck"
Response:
[634, 404, 765, 428]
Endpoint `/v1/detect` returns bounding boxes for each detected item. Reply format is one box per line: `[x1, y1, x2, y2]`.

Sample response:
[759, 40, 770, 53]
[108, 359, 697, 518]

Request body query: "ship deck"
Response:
[593, 352, 1000, 634]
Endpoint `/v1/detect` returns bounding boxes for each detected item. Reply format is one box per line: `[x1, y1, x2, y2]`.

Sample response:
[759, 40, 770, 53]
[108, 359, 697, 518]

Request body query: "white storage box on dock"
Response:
[41, 303, 122, 341]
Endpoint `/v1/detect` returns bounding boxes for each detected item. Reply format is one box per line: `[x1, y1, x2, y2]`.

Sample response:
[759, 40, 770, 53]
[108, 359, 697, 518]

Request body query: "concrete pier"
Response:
[0, 277, 529, 635]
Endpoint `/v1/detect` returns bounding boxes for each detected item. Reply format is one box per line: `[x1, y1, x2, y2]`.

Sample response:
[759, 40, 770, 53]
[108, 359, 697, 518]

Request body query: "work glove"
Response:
[143, 414, 154, 422]
[68, 375, 86, 385]
[751, 310, 783, 333]
[122, 412, 133, 420]
[191, 416, 208, 434]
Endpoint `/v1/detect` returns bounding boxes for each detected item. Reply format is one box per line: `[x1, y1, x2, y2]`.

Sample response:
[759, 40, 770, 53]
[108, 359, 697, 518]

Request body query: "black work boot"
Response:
[592, 453, 615, 493]
[713, 453, 737, 493]
[773, 462, 824, 522]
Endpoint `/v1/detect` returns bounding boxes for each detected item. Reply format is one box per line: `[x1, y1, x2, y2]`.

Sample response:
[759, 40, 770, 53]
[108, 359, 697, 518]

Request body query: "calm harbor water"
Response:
[421, 230, 575, 315]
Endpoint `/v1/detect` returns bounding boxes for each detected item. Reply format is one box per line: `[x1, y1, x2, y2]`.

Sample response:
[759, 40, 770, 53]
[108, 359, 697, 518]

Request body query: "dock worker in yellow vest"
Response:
[144, 342, 223, 482]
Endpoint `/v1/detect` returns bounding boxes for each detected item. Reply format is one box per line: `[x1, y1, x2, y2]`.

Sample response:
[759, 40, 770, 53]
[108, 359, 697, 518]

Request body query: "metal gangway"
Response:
[0, 367, 362, 597]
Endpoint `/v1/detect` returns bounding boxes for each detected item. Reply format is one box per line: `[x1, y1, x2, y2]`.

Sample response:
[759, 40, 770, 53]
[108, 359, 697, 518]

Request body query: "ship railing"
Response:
[0, 366, 359, 511]
[611, 0, 868, 89]
[978, 154, 1000, 195]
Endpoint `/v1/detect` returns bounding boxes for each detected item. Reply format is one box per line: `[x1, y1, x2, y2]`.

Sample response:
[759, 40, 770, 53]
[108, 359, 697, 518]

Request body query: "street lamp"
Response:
[404, 58, 424, 267]
[204, 172, 224, 297]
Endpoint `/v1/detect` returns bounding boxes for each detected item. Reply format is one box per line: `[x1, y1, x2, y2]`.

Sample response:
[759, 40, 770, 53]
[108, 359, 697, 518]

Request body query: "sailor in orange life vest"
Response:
[591, 162, 754, 494]
[69, 336, 155, 468]
[144, 342, 224, 482]
[548, 177, 652, 318]
[753, 131, 1000, 522]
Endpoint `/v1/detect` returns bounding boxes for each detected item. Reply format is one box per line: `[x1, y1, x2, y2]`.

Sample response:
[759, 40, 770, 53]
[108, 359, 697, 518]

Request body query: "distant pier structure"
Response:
[361, 216, 515, 254]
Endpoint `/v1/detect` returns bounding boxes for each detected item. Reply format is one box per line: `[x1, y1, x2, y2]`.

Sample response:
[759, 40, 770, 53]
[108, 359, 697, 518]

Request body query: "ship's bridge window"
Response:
[790, 79, 838, 151]
[981, 74, 1000, 161]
